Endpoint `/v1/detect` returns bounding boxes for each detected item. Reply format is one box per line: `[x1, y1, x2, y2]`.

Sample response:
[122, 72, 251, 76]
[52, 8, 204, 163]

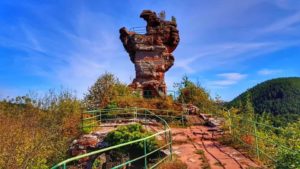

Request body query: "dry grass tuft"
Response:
[158, 158, 188, 169]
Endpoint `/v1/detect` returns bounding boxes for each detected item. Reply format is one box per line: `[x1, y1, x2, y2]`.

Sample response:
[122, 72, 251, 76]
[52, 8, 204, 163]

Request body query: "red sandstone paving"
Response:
[171, 126, 260, 169]
[94, 122, 261, 169]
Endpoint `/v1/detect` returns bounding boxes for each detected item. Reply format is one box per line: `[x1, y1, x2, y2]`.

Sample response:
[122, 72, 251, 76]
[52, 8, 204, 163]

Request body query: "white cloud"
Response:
[210, 73, 247, 87]
[21, 24, 45, 52]
[260, 11, 300, 33]
[218, 73, 247, 80]
[258, 69, 282, 75]
[174, 41, 279, 73]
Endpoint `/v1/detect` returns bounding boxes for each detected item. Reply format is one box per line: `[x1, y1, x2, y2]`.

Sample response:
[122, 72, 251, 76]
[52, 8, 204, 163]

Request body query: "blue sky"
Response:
[0, 0, 300, 101]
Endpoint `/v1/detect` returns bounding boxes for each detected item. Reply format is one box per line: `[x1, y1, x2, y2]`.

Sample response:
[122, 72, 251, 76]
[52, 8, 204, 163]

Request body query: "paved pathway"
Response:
[172, 125, 261, 169]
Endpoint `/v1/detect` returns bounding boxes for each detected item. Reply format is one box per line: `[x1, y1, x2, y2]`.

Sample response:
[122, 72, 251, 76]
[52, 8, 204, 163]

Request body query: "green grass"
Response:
[195, 150, 211, 169]
[81, 120, 97, 133]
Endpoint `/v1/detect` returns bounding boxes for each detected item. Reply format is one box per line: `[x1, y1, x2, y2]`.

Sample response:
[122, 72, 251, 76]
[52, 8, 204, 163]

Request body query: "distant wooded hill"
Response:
[228, 77, 300, 116]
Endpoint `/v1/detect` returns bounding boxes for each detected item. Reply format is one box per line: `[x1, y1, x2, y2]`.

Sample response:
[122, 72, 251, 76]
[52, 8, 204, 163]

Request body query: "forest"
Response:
[228, 77, 300, 126]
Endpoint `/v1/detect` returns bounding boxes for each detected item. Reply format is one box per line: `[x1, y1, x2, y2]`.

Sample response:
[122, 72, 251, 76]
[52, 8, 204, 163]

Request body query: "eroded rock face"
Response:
[186, 104, 200, 114]
[120, 10, 180, 97]
[68, 132, 108, 168]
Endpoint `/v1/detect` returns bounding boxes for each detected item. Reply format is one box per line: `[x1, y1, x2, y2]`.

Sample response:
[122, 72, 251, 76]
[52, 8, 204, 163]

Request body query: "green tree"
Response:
[84, 72, 130, 109]
[227, 77, 300, 126]
[240, 93, 255, 120]
[176, 75, 214, 113]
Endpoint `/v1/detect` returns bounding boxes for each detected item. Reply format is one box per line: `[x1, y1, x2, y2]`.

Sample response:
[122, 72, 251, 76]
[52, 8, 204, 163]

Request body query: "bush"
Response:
[104, 124, 157, 156]
[276, 150, 300, 169]
[158, 159, 187, 169]
[0, 89, 83, 168]
[175, 75, 215, 113]
[218, 106, 300, 167]
[113, 96, 182, 113]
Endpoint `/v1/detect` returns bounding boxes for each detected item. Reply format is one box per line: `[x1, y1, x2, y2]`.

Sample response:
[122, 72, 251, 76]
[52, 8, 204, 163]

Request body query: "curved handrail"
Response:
[52, 108, 173, 169]
[212, 110, 300, 165]
[85, 107, 183, 114]
[129, 26, 146, 34]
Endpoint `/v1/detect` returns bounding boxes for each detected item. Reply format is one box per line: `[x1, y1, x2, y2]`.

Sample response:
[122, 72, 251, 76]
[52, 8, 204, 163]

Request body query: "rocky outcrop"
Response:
[67, 131, 130, 169]
[120, 10, 180, 97]
[68, 132, 108, 168]
[186, 104, 200, 114]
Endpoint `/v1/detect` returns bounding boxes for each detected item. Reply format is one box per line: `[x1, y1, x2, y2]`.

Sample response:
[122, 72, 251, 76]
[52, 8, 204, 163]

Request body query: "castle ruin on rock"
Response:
[119, 10, 180, 98]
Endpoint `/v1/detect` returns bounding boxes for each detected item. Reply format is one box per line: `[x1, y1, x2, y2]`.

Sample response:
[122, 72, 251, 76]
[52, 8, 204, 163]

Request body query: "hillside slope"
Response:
[228, 77, 300, 116]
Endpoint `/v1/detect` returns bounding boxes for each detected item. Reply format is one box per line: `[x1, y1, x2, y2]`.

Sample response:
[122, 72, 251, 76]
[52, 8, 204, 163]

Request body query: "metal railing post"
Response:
[133, 108, 136, 122]
[81, 111, 83, 132]
[181, 111, 185, 126]
[228, 110, 232, 134]
[169, 130, 173, 160]
[100, 110, 102, 124]
[144, 140, 147, 169]
[144, 109, 146, 123]
[253, 120, 260, 160]
[135, 107, 138, 122]
[94, 111, 96, 130]
[164, 125, 167, 143]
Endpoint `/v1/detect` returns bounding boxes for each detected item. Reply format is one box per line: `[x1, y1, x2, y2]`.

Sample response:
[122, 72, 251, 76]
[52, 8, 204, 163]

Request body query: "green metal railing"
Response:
[82, 108, 186, 130]
[132, 90, 177, 99]
[52, 108, 176, 169]
[214, 111, 300, 166]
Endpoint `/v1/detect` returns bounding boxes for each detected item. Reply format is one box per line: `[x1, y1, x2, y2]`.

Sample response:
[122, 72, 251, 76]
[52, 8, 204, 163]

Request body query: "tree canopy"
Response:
[84, 72, 130, 109]
[227, 77, 300, 125]
[175, 75, 215, 113]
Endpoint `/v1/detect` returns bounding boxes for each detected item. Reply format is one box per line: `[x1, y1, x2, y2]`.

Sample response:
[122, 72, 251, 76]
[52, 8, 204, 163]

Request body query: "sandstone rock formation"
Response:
[68, 132, 108, 168]
[186, 104, 200, 114]
[120, 10, 180, 97]
[68, 131, 131, 168]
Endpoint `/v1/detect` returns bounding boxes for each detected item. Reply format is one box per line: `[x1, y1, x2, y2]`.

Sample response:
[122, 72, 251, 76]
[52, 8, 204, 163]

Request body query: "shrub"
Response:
[113, 96, 182, 114]
[175, 75, 215, 113]
[0, 89, 83, 168]
[104, 124, 157, 156]
[276, 150, 300, 169]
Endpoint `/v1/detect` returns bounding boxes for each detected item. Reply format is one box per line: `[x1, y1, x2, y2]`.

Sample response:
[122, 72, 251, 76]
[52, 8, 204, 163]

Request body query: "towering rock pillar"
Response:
[119, 10, 180, 97]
